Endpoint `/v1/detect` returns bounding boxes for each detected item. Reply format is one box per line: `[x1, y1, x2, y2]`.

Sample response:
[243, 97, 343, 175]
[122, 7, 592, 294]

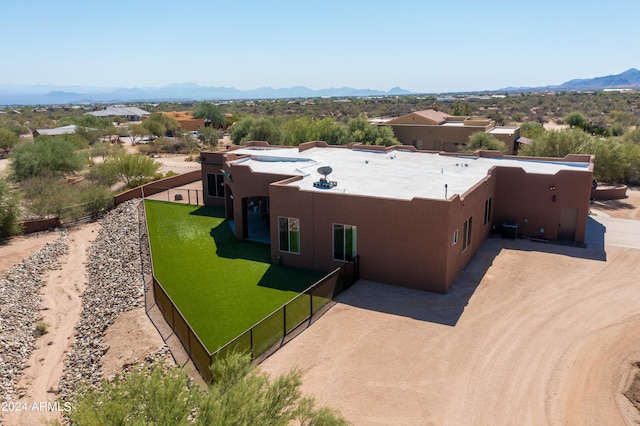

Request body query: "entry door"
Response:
[558, 207, 578, 241]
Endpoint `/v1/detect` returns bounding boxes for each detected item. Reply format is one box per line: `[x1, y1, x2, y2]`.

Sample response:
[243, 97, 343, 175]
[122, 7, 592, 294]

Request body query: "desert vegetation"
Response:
[1, 90, 639, 238]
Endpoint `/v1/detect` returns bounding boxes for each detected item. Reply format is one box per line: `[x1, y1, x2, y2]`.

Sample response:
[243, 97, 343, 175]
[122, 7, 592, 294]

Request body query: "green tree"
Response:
[623, 127, 640, 145]
[465, 132, 509, 153]
[142, 118, 167, 138]
[316, 117, 349, 145]
[0, 128, 20, 157]
[347, 118, 399, 146]
[282, 117, 315, 146]
[197, 126, 222, 147]
[621, 142, 640, 184]
[451, 101, 473, 116]
[10, 138, 86, 181]
[592, 139, 627, 184]
[0, 178, 22, 237]
[87, 141, 123, 162]
[193, 102, 226, 128]
[519, 121, 544, 139]
[0, 116, 28, 136]
[75, 125, 113, 145]
[21, 176, 75, 218]
[22, 177, 113, 220]
[564, 111, 588, 130]
[107, 153, 160, 188]
[67, 114, 114, 129]
[128, 123, 149, 145]
[66, 352, 347, 426]
[519, 129, 594, 158]
[250, 117, 282, 144]
[143, 113, 180, 137]
[230, 117, 255, 144]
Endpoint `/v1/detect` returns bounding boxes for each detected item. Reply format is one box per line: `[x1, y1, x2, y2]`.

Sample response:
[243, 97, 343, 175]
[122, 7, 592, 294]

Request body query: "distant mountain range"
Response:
[501, 68, 640, 92]
[1, 68, 639, 106]
[0, 84, 411, 106]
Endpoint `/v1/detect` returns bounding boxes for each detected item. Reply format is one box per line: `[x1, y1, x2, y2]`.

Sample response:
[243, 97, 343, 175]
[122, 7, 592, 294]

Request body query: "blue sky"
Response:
[0, 0, 638, 93]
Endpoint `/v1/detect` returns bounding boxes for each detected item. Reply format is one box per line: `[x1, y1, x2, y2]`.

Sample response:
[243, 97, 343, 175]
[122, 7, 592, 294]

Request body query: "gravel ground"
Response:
[57, 200, 152, 402]
[0, 232, 68, 403]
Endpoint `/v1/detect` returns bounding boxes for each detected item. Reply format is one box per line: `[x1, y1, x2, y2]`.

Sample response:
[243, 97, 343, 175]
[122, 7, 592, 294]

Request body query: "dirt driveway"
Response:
[261, 195, 640, 425]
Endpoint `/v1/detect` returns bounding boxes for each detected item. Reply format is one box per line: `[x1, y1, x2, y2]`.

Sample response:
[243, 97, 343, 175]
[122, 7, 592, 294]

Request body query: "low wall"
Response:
[592, 185, 627, 200]
[21, 217, 61, 235]
[114, 170, 201, 205]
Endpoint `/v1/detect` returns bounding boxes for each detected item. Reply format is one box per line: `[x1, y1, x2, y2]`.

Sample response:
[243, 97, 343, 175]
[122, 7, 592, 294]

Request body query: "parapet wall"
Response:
[591, 185, 627, 200]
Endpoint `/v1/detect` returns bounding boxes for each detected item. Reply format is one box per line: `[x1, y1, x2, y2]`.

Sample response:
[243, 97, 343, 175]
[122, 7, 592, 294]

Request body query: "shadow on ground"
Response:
[209, 220, 271, 263]
[256, 265, 322, 293]
[335, 224, 607, 327]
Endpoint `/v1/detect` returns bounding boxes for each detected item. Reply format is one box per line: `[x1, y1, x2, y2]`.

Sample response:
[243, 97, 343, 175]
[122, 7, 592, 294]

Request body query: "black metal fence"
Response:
[211, 259, 359, 366]
[138, 195, 359, 383]
[143, 187, 204, 206]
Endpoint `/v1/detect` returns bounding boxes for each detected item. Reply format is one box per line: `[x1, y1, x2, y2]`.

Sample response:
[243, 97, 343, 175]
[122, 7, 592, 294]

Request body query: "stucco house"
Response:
[155, 111, 205, 132]
[201, 142, 593, 293]
[376, 109, 526, 154]
[86, 105, 150, 121]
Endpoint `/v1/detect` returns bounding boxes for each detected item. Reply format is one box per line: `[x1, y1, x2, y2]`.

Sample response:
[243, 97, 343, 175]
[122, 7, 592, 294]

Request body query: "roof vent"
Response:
[313, 166, 337, 189]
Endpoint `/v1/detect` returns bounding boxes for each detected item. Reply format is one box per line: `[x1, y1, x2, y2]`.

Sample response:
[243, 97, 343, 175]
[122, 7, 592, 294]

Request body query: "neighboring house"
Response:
[87, 105, 150, 121]
[376, 109, 526, 154]
[201, 142, 593, 293]
[154, 111, 205, 132]
[33, 124, 81, 137]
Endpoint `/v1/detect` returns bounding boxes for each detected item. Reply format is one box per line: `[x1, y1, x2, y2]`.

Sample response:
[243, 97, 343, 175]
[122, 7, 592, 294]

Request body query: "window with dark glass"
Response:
[207, 173, 225, 198]
[333, 224, 356, 261]
[463, 216, 473, 250]
[278, 217, 300, 254]
[484, 197, 492, 225]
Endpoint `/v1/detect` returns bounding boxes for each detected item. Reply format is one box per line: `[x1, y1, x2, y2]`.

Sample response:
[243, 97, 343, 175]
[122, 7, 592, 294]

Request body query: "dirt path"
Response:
[101, 308, 166, 380]
[2, 222, 165, 425]
[7, 223, 99, 426]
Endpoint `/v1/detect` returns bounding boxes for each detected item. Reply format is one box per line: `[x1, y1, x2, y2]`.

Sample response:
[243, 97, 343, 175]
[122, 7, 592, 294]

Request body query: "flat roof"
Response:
[229, 147, 590, 201]
[35, 124, 79, 135]
[489, 127, 518, 135]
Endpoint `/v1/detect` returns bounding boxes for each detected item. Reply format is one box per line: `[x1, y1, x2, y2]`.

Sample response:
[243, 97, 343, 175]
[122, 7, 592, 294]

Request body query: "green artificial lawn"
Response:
[144, 200, 326, 353]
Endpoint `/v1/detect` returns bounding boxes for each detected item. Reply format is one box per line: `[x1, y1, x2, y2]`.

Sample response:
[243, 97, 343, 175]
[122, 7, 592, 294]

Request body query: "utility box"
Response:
[501, 221, 518, 239]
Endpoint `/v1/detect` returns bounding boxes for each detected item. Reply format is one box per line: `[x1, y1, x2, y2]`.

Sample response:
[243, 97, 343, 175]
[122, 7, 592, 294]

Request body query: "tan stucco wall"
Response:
[200, 147, 593, 293]
[492, 168, 592, 243]
[269, 184, 455, 292]
[389, 124, 519, 154]
[389, 124, 497, 152]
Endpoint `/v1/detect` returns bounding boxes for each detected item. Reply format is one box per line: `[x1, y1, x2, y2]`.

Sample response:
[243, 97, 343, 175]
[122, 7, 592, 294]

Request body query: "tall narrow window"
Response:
[484, 197, 492, 225]
[452, 229, 458, 246]
[333, 224, 357, 261]
[207, 173, 225, 197]
[278, 217, 300, 254]
[463, 216, 473, 250]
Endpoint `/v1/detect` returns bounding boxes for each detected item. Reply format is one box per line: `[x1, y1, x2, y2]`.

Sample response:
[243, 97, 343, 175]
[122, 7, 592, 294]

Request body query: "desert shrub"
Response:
[66, 352, 347, 425]
[465, 132, 508, 153]
[0, 178, 22, 237]
[10, 138, 85, 181]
